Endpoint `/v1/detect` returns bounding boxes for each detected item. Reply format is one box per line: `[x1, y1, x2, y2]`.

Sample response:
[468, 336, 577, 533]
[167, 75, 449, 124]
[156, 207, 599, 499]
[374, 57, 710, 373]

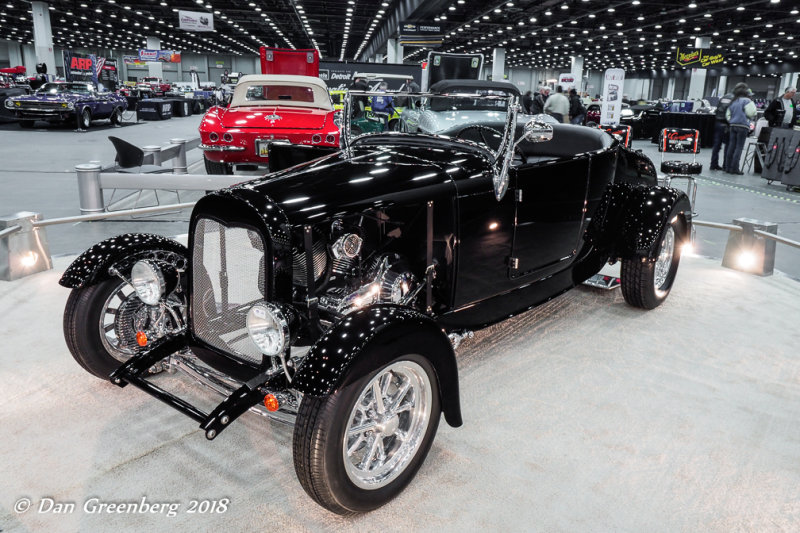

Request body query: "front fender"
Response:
[587, 183, 692, 259]
[59, 233, 187, 289]
[292, 305, 463, 428]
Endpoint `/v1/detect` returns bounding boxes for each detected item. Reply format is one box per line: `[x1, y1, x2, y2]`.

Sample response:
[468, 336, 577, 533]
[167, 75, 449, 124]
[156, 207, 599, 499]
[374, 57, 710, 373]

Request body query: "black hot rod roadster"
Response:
[60, 90, 691, 514]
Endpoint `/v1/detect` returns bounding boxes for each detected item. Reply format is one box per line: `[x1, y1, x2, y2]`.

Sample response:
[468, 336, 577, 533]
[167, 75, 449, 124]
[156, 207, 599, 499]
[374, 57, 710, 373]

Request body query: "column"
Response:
[687, 67, 707, 100]
[717, 75, 727, 96]
[492, 47, 505, 82]
[31, 1, 56, 76]
[7, 41, 23, 68]
[146, 36, 162, 78]
[386, 39, 398, 64]
[666, 77, 676, 100]
[570, 55, 583, 92]
[374, 53, 384, 63]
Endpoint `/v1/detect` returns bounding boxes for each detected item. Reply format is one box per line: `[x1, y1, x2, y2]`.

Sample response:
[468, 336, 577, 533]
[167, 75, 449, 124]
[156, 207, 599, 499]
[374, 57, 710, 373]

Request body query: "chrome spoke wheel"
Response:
[654, 225, 675, 291]
[343, 360, 432, 490]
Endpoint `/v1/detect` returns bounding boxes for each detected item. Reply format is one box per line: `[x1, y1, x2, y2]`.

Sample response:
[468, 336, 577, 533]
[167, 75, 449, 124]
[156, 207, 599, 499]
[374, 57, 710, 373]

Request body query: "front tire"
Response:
[79, 107, 91, 129]
[19, 120, 34, 128]
[293, 351, 441, 515]
[621, 218, 684, 309]
[204, 155, 232, 175]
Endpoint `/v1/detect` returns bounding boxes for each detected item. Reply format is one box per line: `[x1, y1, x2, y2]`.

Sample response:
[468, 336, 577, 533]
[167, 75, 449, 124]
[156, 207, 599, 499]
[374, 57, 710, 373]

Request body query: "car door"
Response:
[509, 155, 592, 280]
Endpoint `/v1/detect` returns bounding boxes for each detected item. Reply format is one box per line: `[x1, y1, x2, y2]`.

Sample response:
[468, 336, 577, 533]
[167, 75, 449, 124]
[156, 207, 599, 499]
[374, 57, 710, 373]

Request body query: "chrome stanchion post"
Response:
[143, 145, 162, 166]
[75, 163, 104, 214]
[170, 138, 188, 174]
[0, 212, 53, 281]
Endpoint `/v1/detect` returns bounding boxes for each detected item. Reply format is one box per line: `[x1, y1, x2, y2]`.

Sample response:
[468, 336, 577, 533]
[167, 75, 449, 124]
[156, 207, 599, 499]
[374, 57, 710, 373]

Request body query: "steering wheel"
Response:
[454, 125, 504, 151]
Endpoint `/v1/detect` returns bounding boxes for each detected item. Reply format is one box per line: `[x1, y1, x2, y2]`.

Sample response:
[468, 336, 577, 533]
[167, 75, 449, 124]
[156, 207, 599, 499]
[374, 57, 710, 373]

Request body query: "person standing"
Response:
[370, 81, 396, 129]
[724, 84, 757, 175]
[568, 88, 586, 125]
[521, 90, 533, 114]
[543, 85, 570, 123]
[531, 86, 548, 115]
[764, 87, 797, 128]
[402, 76, 420, 93]
[709, 84, 741, 170]
[349, 76, 369, 118]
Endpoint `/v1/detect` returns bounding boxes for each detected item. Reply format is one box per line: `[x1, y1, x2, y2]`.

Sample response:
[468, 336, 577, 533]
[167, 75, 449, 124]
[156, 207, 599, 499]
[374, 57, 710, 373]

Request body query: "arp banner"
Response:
[63, 50, 97, 84]
[558, 73, 576, 90]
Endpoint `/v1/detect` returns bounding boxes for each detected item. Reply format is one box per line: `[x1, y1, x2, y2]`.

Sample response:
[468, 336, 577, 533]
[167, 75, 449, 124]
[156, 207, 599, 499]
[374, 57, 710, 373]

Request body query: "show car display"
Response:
[60, 90, 692, 515]
[4, 81, 128, 128]
[136, 76, 171, 96]
[198, 74, 340, 174]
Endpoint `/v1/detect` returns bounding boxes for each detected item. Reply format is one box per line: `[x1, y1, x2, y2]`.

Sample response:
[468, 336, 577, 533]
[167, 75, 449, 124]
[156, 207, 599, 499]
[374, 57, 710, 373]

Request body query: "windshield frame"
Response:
[342, 89, 516, 162]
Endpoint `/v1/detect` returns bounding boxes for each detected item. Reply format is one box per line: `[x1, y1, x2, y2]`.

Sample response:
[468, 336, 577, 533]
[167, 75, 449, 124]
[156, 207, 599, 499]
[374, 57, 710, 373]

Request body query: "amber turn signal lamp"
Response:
[264, 394, 280, 412]
[136, 331, 148, 347]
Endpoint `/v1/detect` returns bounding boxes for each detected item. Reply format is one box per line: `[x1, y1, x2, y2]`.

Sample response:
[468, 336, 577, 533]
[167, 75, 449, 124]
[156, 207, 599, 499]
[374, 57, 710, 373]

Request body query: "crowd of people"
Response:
[710, 84, 797, 174]
[522, 85, 588, 124]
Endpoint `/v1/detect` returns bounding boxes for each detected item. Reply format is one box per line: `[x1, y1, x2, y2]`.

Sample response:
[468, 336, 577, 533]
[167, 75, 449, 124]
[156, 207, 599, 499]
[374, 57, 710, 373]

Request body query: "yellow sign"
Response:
[676, 47, 724, 68]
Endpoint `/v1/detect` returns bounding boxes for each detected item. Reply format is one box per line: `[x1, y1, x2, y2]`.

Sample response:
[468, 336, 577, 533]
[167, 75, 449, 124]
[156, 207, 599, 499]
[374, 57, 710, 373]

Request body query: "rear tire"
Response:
[204, 155, 233, 175]
[621, 218, 684, 309]
[293, 349, 441, 515]
[110, 107, 122, 126]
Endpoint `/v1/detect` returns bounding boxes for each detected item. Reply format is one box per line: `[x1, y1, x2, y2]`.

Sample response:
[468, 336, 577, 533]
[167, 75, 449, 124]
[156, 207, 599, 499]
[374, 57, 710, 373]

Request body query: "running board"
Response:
[109, 336, 283, 440]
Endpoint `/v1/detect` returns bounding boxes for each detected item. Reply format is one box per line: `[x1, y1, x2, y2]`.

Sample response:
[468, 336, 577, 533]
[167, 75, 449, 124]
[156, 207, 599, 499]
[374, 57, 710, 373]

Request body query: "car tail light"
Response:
[312, 134, 322, 144]
[209, 132, 219, 142]
[222, 133, 233, 142]
[326, 134, 335, 144]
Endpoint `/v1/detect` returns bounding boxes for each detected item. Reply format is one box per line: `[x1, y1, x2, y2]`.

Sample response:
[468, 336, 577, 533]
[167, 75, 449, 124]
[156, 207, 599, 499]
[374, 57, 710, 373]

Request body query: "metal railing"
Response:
[75, 136, 244, 213]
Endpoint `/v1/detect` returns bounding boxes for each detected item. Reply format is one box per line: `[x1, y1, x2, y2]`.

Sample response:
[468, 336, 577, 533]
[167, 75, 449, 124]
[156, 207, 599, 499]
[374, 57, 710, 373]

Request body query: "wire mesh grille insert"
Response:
[192, 218, 266, 364]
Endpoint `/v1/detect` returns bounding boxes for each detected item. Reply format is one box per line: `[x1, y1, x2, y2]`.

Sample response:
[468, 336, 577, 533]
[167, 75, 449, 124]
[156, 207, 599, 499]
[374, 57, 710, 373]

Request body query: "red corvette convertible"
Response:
[199, 74, 340, 174]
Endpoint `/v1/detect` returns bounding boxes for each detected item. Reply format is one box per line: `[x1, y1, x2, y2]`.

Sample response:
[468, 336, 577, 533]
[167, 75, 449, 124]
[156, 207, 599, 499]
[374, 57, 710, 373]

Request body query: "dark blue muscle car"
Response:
[4, 81, 128, 129]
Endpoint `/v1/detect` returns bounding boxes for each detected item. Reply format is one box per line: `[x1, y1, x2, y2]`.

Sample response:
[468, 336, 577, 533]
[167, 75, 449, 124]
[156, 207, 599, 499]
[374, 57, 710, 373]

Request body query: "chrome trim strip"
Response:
[199, 144, 246, 152]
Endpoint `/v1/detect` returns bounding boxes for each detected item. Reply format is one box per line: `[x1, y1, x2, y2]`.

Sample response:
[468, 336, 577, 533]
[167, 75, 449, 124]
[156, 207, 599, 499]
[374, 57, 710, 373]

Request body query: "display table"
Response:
[166, 97, 193, 117]
[136, 98, 174, 121]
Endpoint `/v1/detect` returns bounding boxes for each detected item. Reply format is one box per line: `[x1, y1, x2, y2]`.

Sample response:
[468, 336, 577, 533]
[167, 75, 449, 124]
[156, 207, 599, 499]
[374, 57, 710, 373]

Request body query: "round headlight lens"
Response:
[4, 99, 13, 109]
[246, 302, 287, 356]
[131, 260, 165, 306]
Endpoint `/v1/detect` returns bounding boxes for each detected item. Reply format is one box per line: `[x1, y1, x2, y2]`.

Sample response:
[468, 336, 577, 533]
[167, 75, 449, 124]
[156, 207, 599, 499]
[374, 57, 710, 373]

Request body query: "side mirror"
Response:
[515, 117, 554, 147]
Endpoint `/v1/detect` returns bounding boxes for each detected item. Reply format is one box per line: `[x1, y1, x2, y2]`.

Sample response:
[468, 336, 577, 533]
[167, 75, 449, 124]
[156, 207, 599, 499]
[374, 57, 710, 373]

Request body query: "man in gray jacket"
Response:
[724, 84, 757, 175]
[543, 85, 569, 123]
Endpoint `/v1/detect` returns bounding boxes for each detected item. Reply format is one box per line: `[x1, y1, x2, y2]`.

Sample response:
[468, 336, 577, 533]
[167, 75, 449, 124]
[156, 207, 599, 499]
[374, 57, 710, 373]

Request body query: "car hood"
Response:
[219, 106, 330, 130]
[230, 141, 489, 225]
[12, 93, 83, 103]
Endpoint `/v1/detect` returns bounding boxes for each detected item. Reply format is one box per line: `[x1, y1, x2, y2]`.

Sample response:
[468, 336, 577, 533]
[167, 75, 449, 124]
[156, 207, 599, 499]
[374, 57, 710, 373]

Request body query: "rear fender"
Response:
[59, 233, 188, 289]
[587, 184, 692, 259]
[292, 305, 463, 428]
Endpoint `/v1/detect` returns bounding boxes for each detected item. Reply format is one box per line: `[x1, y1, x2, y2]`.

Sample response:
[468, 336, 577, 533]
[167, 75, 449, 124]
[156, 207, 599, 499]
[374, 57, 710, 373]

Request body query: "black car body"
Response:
[60, 91, 691, 515]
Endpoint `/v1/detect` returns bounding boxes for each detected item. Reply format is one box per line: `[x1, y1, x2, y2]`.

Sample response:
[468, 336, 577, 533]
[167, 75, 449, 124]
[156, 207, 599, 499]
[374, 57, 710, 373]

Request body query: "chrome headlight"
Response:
[67, 102, 74, 109]
[131, 260, 165, 305]
[246, 302, 288, 356]
[4, 99, 14, 109]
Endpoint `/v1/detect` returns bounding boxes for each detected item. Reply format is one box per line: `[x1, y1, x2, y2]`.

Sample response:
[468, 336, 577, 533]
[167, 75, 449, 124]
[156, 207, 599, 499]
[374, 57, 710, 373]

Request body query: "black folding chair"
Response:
[106, 136, 180, 213]
[658, 127, 700, 238]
